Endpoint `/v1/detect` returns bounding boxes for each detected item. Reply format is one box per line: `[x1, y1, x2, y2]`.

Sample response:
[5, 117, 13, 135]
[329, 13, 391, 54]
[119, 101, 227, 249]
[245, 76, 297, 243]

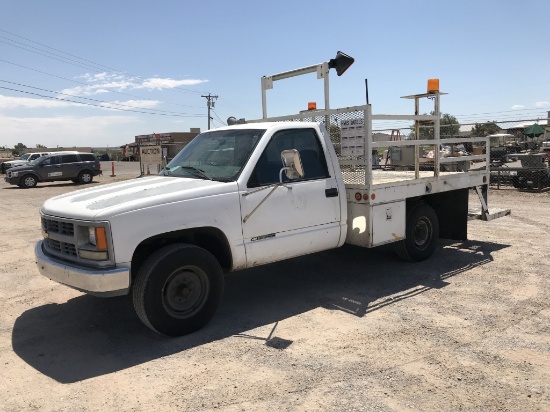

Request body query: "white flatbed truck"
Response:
[35, 52, 508, 336]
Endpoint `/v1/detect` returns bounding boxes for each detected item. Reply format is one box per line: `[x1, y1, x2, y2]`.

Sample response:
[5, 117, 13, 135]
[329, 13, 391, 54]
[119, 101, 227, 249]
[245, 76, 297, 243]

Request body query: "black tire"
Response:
[133, 244, 224, 337]
[395, 203, 439, 262]
[20, 174, 38, 188]
[78, 170, 93, 184]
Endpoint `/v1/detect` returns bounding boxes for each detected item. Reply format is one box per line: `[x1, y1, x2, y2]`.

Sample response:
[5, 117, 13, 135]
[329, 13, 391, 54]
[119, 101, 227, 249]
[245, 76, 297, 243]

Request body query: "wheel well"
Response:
[131, 227, 233, 279]
[406, 188, 469, 241]
[20, 173, 39, 183]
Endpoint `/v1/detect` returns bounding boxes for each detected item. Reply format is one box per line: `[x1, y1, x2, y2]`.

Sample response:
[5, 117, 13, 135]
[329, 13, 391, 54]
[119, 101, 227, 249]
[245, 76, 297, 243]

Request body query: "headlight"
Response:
[11, 171, 19, 177]
[88, 227, 96, 245]
[82, 226, 109, 261]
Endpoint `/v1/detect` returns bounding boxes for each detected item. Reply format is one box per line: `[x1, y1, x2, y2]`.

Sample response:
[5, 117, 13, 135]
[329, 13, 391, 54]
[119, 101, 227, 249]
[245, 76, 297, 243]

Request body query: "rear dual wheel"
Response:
[133, 244, 224, 337]
[395, 203, 439, 262]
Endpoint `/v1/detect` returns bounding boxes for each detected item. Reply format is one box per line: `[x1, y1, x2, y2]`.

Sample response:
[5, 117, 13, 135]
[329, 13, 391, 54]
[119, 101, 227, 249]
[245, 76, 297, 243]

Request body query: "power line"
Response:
[0, 28, 120, 72]
[0, 79, 202, 116]
[0, 38, 112, 73]
[0, 86, 205, 117]
[372, 117, 548, 133]
[0, 58, 204, 109]
[0, 28, 210, 98]
[211, 108, 227, 127]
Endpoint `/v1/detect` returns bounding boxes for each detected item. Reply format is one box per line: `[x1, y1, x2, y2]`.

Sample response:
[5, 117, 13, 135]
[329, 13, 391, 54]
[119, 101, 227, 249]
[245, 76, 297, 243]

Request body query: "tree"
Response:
[440, 113, 460, 138]
[35, 144, 47, 148]
[470, 122, 500, 137]
[410, 112, 460, 139]
[13, 143, 27, 155]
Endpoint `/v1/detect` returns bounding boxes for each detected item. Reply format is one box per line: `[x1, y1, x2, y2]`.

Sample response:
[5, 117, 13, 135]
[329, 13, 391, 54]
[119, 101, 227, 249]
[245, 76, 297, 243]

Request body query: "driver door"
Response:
[239, 128, 342, 267]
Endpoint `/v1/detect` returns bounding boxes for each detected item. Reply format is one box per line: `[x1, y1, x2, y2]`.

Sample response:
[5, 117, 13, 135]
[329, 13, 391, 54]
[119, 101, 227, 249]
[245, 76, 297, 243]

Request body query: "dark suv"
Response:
[4, 152, 102, 188]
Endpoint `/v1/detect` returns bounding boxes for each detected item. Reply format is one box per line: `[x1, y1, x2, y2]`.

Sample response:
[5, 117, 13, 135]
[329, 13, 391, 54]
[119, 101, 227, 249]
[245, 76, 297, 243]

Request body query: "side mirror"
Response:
[280, 149, 304, 181]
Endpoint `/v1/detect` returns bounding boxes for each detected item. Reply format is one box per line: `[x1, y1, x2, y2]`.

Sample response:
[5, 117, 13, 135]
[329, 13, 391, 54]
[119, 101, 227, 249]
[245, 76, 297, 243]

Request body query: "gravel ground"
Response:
[0, 166, 549, 411]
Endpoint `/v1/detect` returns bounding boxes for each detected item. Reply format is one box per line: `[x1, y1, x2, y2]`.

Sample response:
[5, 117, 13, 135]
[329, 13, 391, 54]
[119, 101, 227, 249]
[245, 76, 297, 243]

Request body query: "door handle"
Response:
[325, 188, 338, 197]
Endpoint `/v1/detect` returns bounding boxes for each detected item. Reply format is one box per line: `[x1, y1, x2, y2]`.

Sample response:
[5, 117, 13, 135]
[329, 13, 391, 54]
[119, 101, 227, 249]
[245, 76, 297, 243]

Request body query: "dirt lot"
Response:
[0, 165, 549, 411]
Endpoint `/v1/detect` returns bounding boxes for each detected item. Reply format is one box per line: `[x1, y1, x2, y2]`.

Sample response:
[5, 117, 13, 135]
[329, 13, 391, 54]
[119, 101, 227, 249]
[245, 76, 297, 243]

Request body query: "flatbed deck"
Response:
[341, 168, 470, 186]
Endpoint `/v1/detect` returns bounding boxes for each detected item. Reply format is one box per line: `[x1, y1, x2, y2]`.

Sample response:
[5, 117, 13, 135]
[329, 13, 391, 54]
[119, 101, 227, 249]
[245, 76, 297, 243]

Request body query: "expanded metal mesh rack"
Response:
[248, 103, 490, 188]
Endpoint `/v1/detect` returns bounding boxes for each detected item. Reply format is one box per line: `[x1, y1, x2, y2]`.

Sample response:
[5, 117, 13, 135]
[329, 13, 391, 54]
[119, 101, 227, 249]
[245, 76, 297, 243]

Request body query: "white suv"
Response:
[1, 152, 51, 173]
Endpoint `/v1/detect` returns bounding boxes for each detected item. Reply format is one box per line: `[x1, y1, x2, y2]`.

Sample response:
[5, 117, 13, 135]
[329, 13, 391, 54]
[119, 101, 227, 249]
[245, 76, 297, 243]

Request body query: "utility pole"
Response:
[202, 93, 218, 130]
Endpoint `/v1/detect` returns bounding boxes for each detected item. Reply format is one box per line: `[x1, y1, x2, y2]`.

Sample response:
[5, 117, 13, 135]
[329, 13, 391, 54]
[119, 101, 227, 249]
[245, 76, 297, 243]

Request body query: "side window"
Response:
[79, 154, 95, 162]
[61, 154, 79, 164]
[42, 156, 59, 166]
[248, 128, 329, 188]
[29, 154, 40, 161]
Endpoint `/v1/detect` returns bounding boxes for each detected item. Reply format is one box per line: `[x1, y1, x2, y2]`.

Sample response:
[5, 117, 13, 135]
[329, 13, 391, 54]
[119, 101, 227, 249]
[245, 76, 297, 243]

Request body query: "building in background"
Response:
[123, 128, 201, 162]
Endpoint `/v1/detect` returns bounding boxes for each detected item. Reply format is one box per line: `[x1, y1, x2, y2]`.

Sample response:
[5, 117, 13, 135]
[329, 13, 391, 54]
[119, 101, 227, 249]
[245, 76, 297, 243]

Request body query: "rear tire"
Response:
[133, 244, 224, 337]
[78, 171, 93, 184]
[395, 203, 439, 262]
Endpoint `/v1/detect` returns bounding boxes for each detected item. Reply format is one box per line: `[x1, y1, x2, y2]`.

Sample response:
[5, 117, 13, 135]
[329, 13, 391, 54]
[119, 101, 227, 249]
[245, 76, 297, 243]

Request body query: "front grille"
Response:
[42, 217, 77, 260]
[40, 215, 113, 267]
[44, 238, 77, 256]
[42, 218, 74, 236]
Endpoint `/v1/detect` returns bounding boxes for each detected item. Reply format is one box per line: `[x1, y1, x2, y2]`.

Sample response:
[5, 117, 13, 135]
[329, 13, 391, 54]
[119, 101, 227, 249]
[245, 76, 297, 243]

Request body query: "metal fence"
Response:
[489, 153, 550, 190]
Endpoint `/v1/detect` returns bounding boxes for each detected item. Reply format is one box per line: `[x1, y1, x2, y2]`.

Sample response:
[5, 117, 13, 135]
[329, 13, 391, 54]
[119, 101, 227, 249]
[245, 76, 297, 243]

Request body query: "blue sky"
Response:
[0, 0, 549, 148]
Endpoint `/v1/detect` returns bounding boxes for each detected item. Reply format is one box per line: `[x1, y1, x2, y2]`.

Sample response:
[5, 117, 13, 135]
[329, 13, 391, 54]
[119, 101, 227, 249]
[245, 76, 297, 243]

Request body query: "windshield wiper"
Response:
[179, 166, 213, 180]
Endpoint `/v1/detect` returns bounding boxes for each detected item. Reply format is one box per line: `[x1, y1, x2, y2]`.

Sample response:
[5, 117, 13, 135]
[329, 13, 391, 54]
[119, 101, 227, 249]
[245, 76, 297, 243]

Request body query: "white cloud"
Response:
[0, 94, 76, 109]
[512, 104, 525, 110]
[535, 101, 550, 108]
[69, 72, 209, 95]
[0, 115, 138, 148]
[139, 78, 207, 90]
[0, 93, 162, 113]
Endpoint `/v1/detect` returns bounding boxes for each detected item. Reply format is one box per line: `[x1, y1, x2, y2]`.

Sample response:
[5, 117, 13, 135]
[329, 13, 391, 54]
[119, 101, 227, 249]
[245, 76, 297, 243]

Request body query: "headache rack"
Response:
[245, 52, 507, 221]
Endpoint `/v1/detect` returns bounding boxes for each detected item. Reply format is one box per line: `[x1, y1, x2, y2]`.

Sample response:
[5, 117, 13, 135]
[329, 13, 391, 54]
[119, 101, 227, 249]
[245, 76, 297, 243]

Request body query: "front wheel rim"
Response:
[162, 266, 209, 318]
[24, 177, 35, 186]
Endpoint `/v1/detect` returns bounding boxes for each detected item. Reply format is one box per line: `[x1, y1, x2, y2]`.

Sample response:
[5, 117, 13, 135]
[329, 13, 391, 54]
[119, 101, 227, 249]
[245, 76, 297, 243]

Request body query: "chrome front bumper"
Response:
[35, 240, 130, 297]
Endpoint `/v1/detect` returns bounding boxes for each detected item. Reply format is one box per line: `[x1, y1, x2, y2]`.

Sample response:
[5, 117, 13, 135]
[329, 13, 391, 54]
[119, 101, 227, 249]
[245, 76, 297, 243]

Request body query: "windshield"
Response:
[19, 154, 30, 161]
[30, 157, 45, 165]
[162, 128, 265, 181]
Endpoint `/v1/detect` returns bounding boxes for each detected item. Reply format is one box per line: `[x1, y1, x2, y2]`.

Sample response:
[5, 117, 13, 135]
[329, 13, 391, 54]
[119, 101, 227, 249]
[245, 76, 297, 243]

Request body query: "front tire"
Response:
[133, 244, 224, 337]
[20, 174, 38, 188]
[395, 203, 439, 262]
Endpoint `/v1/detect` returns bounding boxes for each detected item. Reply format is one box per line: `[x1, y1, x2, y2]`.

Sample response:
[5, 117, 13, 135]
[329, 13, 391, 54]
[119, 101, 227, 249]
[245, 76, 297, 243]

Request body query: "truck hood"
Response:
[41, 176, 239, 220]
[5, 160, 29, 167]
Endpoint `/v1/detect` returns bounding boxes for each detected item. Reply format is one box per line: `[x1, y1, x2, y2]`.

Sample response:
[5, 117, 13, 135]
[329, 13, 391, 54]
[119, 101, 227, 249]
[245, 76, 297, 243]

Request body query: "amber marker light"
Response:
[95, 227, 108, 250]
[308, 102, 317, 110]
[427, 78, 440, 93]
